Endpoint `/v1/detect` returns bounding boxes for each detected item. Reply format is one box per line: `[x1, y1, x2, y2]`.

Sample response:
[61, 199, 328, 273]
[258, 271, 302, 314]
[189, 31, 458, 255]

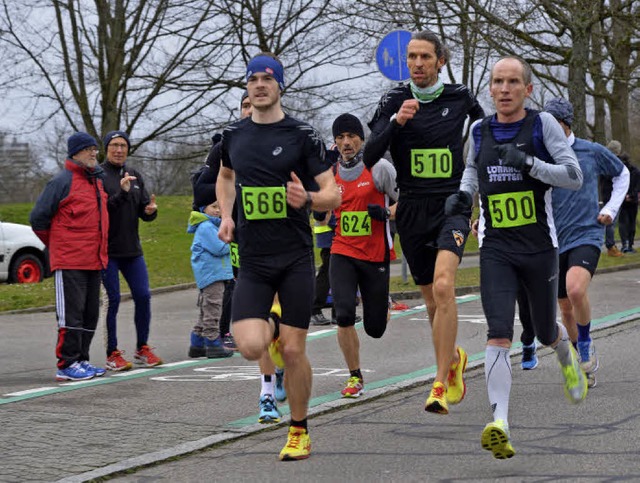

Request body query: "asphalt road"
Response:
[1, 267, 640, 482]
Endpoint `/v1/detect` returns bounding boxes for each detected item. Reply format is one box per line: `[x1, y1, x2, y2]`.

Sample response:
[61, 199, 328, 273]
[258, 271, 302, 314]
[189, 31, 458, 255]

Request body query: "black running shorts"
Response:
[231, 248, 315, 330]
[557, 245, 600, 299]
[480, 246, 559, 346]
[395, 196, 470, 285]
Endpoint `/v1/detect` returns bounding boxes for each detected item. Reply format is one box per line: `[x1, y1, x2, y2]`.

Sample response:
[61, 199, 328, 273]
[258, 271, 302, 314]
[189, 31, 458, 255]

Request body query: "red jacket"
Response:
[30, 159, 109, 271]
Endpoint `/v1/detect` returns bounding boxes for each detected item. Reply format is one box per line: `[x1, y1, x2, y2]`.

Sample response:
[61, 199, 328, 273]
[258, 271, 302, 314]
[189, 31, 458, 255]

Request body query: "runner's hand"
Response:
[286, 171, 307, 209]
[495, 143, 531, 171]
[218, 217, 235, 243]
[367, 204, 390, 221]
[444, 191, 472, 216]
[395, 99, 420, 126]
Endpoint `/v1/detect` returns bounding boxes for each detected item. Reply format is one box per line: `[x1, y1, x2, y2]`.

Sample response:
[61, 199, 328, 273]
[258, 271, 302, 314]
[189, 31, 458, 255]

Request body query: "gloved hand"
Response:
[312, 210, 328, 221]
[367, 204, 390, 221]
[495, 143, 531, 171]
[444, 191, 473, 216]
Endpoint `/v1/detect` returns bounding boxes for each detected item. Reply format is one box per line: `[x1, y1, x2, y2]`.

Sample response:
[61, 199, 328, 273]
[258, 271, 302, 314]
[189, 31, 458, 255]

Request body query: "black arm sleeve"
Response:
[363, 118, 399, 169]
[193, 142, 222, 208]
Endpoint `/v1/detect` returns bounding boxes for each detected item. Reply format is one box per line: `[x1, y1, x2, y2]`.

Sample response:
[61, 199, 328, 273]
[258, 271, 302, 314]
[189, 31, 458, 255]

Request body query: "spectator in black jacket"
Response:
[619, 152, 640, 253]
[100, 130, 162, 371]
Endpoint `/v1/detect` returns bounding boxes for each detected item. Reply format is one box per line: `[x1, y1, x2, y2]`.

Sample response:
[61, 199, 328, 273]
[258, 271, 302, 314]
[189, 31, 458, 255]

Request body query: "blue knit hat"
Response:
[544, 97, 574, 127]
[103, 130, 131, 151]
[67, 132, 98, 158]
[246, 55, 285, 91]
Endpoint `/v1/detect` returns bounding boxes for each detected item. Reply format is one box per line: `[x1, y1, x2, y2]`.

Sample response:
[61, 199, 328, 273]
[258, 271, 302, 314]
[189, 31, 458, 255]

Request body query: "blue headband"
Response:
[246, 56, 285, 91]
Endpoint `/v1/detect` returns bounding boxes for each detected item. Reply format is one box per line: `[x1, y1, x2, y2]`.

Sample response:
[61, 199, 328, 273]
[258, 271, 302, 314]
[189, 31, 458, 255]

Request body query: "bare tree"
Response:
[0, 0, 375, 193]
[462, 0, 640, 149]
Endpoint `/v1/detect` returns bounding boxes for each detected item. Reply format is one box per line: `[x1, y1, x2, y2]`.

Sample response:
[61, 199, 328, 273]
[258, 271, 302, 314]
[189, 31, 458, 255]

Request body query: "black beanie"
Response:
[332, 113, 364, 140]
[67, 132, 98, 158]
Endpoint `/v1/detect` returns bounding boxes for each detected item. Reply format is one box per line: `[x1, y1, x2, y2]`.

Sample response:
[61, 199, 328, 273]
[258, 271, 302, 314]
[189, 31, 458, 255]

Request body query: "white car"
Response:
[0, 221, 50, 283]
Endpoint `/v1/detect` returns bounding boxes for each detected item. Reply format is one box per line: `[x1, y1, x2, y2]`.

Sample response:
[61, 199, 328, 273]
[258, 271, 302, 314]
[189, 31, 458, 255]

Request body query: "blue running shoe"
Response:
[258, 394, 281, 424]
[80, 360, 106, 377]
[521, 342, 538, 370]
[275, 368, 287, 402]
[55, 361, 94, 382]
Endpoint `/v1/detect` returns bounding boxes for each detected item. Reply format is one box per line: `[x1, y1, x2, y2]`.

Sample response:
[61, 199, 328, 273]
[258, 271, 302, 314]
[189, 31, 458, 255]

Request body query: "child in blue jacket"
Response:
[187, 201, 234, 358]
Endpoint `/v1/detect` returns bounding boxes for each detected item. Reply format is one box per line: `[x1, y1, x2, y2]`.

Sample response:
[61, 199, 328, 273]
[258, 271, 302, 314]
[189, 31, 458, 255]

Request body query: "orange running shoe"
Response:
[105, 350, 132, 372]
[134, 345, 163, 367]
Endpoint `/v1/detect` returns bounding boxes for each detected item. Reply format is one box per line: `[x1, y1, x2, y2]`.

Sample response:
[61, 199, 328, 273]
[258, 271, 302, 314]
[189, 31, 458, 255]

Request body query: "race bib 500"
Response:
[487, 191, 536, 228]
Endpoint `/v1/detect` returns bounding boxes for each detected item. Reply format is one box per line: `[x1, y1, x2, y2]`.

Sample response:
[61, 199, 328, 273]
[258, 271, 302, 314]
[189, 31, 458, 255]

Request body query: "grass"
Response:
[1, 196, 639, 312]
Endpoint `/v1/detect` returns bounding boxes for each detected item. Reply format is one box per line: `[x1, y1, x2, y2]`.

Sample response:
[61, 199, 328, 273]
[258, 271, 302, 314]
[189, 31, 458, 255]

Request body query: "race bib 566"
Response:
[241, 186, 287, 220]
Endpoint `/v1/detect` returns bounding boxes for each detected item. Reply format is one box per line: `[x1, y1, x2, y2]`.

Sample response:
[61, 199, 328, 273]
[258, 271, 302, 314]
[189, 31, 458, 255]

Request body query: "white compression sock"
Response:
[261, 374, 275, 397]
[485, 345, 512, 424]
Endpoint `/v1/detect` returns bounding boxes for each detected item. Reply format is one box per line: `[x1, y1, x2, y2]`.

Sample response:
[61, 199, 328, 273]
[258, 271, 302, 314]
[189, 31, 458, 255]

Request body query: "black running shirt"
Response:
[221, 115, 330, 257]
[365, 84, 484, 196]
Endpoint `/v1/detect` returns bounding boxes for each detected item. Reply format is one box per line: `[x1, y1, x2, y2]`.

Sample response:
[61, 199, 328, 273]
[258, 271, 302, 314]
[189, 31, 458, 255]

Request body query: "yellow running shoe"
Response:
[446, 346, 468, 405]
[268, 304, 285, 369]
[268, 337, 285, 369]
[424, 381, 449, 414]
[271, 302, 282, 318]
[341, 376, 364, 398]
[559, 344, 588, 404]
[279, 426, 311, 461]
[481, 419, 515, 459]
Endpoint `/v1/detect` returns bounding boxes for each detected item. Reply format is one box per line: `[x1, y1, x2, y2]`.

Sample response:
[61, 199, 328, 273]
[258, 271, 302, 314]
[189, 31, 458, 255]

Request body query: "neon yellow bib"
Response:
[487, 191, 536, 228]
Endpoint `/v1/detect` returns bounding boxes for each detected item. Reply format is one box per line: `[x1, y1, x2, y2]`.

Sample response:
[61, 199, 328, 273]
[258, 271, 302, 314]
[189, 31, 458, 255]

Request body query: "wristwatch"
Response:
[304, 191, 313, 210]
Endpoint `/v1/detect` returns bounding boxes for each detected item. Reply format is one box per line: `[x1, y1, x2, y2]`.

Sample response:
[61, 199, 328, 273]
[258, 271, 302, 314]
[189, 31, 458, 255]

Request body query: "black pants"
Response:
[312, 247, 331, 314]
[54, 269, 101, 368]
[219, 279, 235, 336]
[329, 253, 389, 338]
[619, 202, 638, 249]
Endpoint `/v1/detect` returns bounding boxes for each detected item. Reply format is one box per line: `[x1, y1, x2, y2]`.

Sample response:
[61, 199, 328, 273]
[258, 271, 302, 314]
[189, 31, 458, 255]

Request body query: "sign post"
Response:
[375, 30, 412, 82]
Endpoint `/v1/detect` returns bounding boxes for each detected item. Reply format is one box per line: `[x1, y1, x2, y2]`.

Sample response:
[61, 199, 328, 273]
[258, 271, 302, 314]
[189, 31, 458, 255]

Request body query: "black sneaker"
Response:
[310, 313, 331, 326]
[205, 339, 234, 358]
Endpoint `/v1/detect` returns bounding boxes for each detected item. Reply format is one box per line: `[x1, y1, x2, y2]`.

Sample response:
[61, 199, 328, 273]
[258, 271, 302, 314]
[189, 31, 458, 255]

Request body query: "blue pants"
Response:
[101, 256, 151, 355]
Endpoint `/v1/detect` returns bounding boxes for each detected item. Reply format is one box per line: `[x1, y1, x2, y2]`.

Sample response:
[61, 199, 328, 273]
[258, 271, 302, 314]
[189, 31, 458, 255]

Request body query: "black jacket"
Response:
[101, 161, 157, 258]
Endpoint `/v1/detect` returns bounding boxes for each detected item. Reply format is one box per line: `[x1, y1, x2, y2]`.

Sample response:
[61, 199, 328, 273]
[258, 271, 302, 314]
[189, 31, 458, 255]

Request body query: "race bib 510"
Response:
[410, 148, 453, 178]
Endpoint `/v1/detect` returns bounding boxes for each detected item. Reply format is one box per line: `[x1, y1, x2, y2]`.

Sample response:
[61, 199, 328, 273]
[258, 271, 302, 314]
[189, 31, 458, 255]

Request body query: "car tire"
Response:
[10, 253, 44, 283]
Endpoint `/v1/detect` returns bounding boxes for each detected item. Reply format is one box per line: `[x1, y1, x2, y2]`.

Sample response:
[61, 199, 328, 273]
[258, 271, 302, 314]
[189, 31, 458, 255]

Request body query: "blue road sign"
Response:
[375, 30, 412, 82]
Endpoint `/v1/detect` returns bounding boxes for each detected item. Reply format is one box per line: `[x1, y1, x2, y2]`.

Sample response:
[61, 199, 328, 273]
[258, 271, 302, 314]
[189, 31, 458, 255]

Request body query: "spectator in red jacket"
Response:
[30, 132, 109, 382]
